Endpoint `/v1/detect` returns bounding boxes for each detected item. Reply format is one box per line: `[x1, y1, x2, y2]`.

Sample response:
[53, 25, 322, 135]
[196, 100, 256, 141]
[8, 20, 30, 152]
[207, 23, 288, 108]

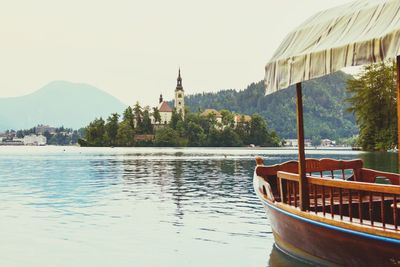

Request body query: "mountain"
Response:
[185, 71, 358, 140]
[0, 81, 126, 131]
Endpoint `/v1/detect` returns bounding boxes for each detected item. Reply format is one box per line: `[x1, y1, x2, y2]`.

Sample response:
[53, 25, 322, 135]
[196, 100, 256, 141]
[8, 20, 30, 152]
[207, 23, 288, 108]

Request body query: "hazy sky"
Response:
[0, 0, 353, 106]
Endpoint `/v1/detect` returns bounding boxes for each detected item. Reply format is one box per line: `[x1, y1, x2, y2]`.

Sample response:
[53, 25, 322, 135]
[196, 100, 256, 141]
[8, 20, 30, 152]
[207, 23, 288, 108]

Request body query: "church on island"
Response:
[150, 68, 251, 128]
[153, 69, 185, 125]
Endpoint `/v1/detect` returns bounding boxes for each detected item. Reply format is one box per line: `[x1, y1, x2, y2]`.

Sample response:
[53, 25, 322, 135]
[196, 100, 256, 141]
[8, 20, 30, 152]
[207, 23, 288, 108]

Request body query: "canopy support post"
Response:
[296, 82, 309, 211]
[397, 56, 400, 168]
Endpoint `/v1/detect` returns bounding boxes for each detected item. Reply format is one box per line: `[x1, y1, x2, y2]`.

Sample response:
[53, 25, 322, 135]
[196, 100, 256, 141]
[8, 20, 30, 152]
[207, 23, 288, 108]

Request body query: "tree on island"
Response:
[105, 113, 120, 146]
[152, 107, 161, 124]
[79, 101, 281, 147]
[123, 106, 135, 130]
[83, 117, 106, 146]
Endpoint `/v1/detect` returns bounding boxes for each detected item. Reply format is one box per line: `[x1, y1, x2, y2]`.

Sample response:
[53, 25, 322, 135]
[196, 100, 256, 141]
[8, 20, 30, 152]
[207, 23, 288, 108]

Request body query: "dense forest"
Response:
[79, 103, 281, 147]
[184, 71, 358, 141]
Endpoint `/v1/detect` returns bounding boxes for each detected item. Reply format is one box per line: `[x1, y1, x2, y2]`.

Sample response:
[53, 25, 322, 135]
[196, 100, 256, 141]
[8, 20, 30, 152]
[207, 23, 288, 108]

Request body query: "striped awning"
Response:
[265, 0, 400, 94]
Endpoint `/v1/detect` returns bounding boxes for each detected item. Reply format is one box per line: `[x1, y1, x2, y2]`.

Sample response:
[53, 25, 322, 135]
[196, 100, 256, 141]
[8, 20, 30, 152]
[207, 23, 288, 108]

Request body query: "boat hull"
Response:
[263, 200, 400, 266]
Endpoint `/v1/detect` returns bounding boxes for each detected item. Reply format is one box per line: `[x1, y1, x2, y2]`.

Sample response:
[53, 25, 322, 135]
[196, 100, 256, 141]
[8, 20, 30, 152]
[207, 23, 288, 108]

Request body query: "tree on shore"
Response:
[346, 61, 397, 151]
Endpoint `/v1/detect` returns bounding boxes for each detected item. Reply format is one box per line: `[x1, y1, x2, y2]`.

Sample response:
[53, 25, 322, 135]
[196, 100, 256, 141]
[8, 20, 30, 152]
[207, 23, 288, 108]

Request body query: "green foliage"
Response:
[185, 121, 206, 146]
[185, 71, 358, 140]
[346, 61, 397, 151]
[220, 109, 235, 127]
[170, 110, 182, 129]
[105, 113, 120, 146]
[141, 107, 153, 134]
[152, 107, 161, 124]
[116, 120, 134, 146]
[133, 102, 142, 127]
[123, 106, 135, 129]
[81, 102, 281, 147]
[154, 127, 187, 147]
[219, 127, 243, 146]
[237, 114, 279, 146]
[85, 117, 106, 146]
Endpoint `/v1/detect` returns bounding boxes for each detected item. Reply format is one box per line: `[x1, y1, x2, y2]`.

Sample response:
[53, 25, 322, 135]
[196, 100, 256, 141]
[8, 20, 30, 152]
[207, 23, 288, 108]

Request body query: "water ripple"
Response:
[0, 146, 365, 267]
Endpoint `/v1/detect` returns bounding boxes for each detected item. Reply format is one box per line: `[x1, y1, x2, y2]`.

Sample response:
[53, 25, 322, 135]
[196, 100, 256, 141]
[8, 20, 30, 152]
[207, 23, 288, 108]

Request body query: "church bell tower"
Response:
[175, 68, 185, 119]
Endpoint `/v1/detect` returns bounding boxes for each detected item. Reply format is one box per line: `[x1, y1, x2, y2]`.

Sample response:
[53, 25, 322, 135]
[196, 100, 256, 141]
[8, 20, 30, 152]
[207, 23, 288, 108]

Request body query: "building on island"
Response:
[157, 94, 173, 124]
[234, 115, 251, 127]
[152, 69, 185, 126]
[200, 109, 223, 124]
[174, 68, 185, 119]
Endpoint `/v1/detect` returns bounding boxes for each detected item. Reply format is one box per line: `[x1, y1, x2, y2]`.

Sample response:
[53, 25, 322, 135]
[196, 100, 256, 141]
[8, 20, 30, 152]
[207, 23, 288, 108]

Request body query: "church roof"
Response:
[158, 101, 173, 112]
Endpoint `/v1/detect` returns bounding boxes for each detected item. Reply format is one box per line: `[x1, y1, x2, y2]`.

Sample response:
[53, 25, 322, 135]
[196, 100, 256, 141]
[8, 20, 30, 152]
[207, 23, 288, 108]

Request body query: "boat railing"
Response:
[277, 171, 400, 231]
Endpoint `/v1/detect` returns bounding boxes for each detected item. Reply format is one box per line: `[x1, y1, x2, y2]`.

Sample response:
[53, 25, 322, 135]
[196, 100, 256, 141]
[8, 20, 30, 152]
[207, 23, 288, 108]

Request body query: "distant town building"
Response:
[23, 134, 47, 146]
[321, 139, 336, 147]
[36, 125, 56, 135]
[284, 139, 312, 147]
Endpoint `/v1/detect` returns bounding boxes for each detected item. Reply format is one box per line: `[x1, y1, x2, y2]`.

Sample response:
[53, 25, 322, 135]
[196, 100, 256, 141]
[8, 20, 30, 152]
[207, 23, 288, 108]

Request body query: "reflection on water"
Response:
[268, 245, 312, 267]
[0, 146, 394, 266]
[359, 151, 399, 173]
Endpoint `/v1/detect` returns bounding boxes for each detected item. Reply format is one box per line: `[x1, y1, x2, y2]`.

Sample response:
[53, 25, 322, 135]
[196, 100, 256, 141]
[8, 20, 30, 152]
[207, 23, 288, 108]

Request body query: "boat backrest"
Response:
[255, 157, 363, 181]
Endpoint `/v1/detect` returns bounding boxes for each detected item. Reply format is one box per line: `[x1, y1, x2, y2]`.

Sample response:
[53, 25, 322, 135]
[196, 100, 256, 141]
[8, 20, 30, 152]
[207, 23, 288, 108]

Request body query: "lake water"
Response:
[0, 146, 397, 267]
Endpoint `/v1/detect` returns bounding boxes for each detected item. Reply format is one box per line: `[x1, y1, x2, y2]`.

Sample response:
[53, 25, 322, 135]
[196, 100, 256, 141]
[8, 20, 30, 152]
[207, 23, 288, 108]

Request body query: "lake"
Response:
[0, 146, 397, 266]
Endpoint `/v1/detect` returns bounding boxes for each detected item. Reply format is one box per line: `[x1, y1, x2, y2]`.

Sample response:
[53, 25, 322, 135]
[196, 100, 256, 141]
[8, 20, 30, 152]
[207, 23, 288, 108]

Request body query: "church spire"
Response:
[176, 68, 183, 91]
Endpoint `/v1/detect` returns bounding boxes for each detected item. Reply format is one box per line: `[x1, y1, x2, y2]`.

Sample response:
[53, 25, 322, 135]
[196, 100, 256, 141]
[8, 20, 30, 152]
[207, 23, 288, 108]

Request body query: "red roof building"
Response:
[158, 101, 173, 112]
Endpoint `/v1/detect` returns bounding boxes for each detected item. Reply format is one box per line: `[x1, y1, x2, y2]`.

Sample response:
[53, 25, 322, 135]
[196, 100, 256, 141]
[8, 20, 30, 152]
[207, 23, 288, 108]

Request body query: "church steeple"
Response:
[174, 68, 185, 119]
[176, 68, 183, 91]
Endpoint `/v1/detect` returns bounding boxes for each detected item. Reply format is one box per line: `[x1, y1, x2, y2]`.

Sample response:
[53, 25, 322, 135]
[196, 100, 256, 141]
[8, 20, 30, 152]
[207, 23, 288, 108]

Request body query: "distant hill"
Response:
[0, 81, 126, 131]
[185, 71, 358, 140]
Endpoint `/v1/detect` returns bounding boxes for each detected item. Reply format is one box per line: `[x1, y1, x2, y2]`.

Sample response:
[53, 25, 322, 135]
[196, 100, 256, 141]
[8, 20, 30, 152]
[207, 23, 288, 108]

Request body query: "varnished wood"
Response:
[267, 200, 400, 266]
[307, 176, 400, 194]
[254, 156, 400, 265]
[397, 55, 400, 164]
[260, 194, 400, 240]
[361, 168, 400, 185]
[256, 158, 364, 178]
[296, 82, 309, 211]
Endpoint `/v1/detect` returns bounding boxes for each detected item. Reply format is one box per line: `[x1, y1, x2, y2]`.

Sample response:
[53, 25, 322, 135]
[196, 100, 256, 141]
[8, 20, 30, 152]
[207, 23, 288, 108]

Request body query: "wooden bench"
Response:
[255, 157, 400, 226]
[255, 157, 400, 185]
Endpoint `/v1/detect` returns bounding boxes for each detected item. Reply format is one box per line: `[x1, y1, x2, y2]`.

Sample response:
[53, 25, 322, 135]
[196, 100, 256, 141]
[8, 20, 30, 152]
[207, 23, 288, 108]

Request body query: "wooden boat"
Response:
[254, 157, 400, 266]
[254, 0, 400, 265]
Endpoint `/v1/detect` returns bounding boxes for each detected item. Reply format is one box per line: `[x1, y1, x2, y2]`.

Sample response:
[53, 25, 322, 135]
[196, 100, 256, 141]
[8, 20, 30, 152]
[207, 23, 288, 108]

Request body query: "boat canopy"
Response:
[265, 0, 400, 94]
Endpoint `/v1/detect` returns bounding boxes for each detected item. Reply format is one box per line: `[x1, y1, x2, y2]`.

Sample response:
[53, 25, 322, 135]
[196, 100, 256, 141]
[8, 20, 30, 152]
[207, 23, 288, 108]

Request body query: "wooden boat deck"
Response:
[255, 157, 400, 235]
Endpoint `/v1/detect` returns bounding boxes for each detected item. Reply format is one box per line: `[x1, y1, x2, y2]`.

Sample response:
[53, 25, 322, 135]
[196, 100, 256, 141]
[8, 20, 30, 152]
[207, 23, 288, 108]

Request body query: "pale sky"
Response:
[0, 0, 353, 106]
